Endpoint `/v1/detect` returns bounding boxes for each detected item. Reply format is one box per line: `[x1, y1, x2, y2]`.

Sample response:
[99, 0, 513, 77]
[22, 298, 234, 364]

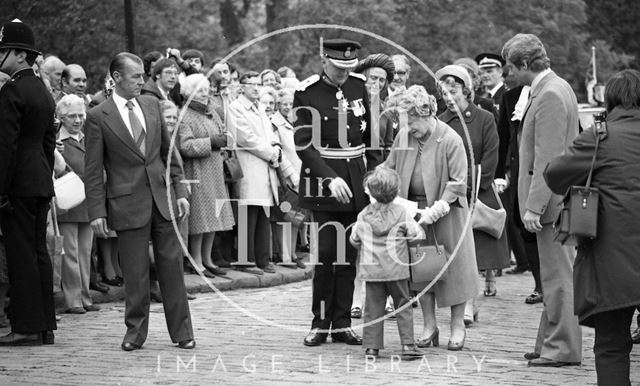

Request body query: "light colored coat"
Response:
[228, 95, 280, 206]
[383, 120, 479, 307]
[518, 70, 579, 224]
[350, 203, 424, 282]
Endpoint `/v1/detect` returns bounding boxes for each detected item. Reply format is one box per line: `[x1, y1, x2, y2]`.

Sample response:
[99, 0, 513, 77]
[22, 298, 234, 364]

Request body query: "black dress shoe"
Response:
[525, 291, 543, 304]
[632, 327, 640, 344]
[84, 304, 100, 312]
[528, 357, 581, 367]
[0, 332, 41, 346]
[303, 329, 327, 346]
[103, 277, 123, 287]
[150, 291, 163, 303]
[506, 266, 529, 275]
[42, 331, 54, 345]
[178, 339, 196, 349]
[121, 342, 141, 351]
[90, 281, 110, 293]
[524, 352, 540, 360]
[365, 348, 379, 357]
[331, 327, 362, 345]
[214, 259, 232, 268]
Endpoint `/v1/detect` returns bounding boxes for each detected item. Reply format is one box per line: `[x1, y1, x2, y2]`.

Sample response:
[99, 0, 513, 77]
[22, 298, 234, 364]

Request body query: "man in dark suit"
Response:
[84, 52, 194, 351]
[0, 19, 57, 346]
[502, 33, 582, 367]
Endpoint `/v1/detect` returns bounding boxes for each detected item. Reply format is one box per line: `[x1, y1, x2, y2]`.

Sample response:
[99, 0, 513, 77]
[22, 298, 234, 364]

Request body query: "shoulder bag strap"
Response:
[585, 120, 607, 188]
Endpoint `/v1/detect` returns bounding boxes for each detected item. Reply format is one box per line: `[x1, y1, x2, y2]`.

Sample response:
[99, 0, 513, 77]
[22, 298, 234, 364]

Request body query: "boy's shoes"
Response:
[401, 344, 426, 360]
[365, 348, 379, 357]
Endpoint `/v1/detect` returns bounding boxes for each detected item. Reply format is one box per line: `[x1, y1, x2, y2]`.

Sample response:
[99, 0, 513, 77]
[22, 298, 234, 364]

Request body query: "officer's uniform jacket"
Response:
[294, 72, 381, 212]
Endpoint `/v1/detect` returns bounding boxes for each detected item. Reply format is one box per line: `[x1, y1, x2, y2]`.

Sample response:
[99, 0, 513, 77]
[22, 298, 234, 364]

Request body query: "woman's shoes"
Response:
[416, 328, 439, 348]
[464, 311, 479, 327]
[204, 264, 227, 276]
[447, 330, 466, 351]
[350, 306, 362, 319]
[484, 280, 497, 297]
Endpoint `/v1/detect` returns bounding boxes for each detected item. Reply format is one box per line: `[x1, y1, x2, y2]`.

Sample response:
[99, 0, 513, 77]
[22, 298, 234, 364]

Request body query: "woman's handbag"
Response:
[471, 165, 507, 239]
[553, 116, 607, 246]
[409, 224, 449, 283]
[222, 149, 244, 182]
[273, 165, 306, 227]
[53, 169, 85, 211]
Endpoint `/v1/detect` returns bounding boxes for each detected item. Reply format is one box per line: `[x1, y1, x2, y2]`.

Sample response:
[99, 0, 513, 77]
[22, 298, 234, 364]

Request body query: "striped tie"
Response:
[125, 100, 146, 155]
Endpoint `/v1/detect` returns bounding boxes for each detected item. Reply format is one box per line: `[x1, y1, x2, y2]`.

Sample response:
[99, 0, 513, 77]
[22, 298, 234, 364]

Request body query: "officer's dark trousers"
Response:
[513, 196, 541, 292]
[593, 306, 635, 386]
[0, 197, 56, 333]
[310, 211, 357, 331]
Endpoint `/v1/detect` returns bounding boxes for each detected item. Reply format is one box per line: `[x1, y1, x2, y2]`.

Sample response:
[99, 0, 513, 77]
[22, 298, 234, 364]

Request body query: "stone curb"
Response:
[54, 260, 313, 310]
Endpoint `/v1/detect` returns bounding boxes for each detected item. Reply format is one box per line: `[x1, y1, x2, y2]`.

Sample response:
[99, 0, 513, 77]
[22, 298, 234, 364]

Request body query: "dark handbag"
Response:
[409, 224, 449, 283]
[471, 165, 507, 239]
[222, 149, 243, 182]
[273, 165, 306, 227]
[553, 116, 607, 245]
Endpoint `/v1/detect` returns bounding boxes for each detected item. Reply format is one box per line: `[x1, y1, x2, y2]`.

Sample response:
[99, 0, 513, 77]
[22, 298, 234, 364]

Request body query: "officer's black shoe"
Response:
[303, 328, 327, 346]
[331, 327, 362, 345]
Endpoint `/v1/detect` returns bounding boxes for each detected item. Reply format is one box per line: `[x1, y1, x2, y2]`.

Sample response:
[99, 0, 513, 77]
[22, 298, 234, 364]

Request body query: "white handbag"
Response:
[53, 171, 85, 210]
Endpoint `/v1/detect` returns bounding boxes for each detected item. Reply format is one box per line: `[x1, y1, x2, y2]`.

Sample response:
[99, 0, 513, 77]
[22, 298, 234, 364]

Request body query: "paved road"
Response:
[1, 271, 639, 385]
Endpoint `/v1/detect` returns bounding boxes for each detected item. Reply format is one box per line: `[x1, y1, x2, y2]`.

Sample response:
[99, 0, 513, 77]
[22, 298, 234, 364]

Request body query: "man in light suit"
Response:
[501, 34, 582, 367]
[84, 52, 195, 351]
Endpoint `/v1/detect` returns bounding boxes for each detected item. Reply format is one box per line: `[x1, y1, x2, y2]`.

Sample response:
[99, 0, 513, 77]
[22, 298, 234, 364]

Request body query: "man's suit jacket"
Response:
[84, 94, 187, 231]
[518, 71, 578, 224]
[495, 85, 524, 179]
[0, 68, 56, 198]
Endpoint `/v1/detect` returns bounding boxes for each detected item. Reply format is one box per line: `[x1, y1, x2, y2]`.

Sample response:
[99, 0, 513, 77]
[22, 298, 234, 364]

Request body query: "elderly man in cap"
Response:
[0, 19, 57, 346]
[475, 53, 507, 105]
[294, 38, 382, 347]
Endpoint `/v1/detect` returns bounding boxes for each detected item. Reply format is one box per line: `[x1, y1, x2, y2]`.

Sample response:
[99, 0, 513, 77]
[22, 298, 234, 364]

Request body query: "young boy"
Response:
[350, 167, 425, 359]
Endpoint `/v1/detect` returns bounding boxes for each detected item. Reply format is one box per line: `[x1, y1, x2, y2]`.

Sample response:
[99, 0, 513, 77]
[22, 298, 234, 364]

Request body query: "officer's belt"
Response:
[317, 144, 365, 159]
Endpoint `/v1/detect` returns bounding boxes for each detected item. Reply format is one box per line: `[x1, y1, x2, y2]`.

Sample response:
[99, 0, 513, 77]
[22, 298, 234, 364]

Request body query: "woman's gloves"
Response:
[418, 200, 450, 225]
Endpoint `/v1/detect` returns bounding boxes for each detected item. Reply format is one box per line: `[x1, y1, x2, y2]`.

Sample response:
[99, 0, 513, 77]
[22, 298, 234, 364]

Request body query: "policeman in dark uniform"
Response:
[294, 38, 382, 346]
[475, 53, 507, 107]
[0, 19, 57, 346]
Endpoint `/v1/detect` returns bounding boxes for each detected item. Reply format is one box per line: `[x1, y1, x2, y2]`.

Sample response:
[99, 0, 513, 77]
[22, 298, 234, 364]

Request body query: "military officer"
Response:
[0, 19, 57, 346]
[475, 52, 507, 107]
[294, 38, 382, 347]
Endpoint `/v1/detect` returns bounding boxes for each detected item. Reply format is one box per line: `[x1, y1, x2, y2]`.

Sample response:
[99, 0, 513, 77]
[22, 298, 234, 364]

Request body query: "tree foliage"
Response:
[0, 0, 635, 101]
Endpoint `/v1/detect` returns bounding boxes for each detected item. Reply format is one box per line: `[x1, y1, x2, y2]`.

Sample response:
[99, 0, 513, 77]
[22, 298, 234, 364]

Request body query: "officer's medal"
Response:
[351, 99, 365, 117]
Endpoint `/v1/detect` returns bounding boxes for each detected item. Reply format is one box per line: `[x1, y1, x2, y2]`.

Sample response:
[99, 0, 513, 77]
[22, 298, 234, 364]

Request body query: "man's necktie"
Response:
[125, 100, 146, 155]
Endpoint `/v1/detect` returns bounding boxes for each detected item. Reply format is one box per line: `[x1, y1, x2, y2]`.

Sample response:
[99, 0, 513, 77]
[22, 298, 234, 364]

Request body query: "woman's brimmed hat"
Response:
[0, 19, 41, 55]
[435, 64, 472, 90]
[354, 53, 395, 82]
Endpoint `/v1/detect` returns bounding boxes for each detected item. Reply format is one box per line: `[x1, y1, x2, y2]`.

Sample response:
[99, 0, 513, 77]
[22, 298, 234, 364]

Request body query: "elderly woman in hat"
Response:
[436, 65, 509, 325]
[178, 73, 235, 278]
[351, 53, 396, 319]
[383, 85, 478, 351]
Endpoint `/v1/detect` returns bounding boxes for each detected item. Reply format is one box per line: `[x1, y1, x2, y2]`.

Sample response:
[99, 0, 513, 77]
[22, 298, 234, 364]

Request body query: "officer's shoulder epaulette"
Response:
[349, 72, 366, 81]
[296, 74, 320, 91]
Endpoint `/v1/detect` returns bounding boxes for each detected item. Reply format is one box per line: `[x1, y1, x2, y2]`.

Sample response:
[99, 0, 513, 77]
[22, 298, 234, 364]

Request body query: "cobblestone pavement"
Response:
[1, 270, 639, 385]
